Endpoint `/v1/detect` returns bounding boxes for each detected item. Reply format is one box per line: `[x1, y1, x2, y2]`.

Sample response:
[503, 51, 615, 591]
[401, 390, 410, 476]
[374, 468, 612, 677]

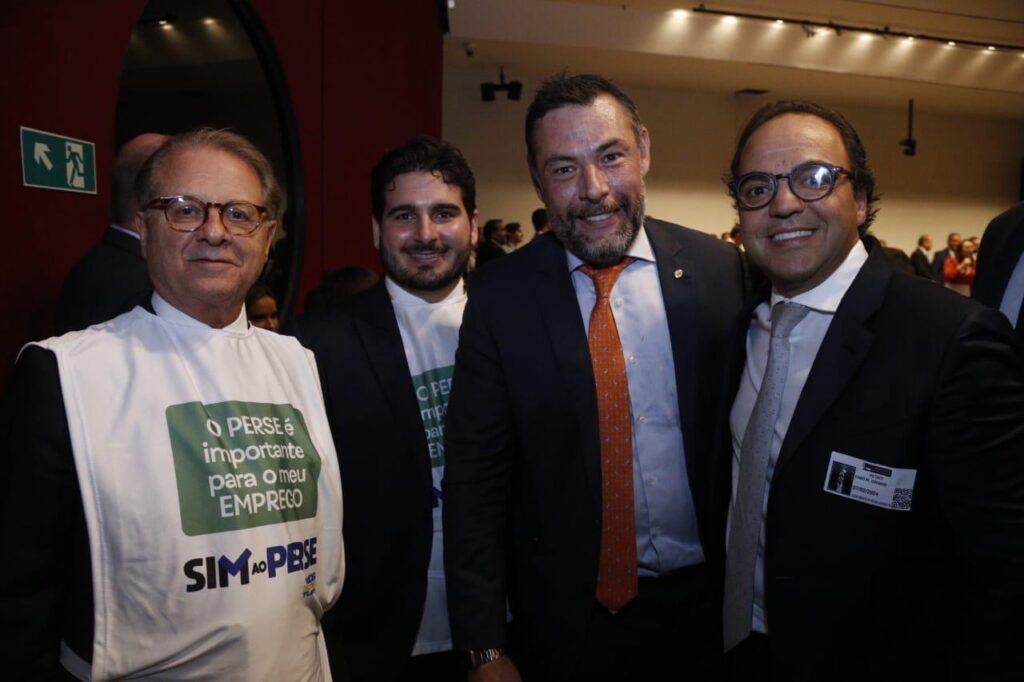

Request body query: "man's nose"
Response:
[414, 216, 440, 242]
[579, 164, 610, 203]
[196, 205, 232, 243]
[769, 179, 804, 218]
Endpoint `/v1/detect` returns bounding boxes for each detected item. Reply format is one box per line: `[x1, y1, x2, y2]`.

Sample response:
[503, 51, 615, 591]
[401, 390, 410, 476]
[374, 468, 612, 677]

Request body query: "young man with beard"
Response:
[442, 73, 749, 681]
[295, 136, 477, 682]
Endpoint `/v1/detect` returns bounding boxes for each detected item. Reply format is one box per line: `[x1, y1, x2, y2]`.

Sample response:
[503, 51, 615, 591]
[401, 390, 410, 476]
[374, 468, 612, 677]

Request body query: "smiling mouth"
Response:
[406, 249, 446, 258]
[769, 229, 814, 242]
[190, 257, 237, 265]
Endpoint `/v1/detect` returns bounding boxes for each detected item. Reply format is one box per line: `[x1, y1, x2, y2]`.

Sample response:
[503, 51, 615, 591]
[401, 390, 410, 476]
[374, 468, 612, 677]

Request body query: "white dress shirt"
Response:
[998, 251, 1024, 327]
[728, 240, 868, 633]
[567, 227, 704, 575]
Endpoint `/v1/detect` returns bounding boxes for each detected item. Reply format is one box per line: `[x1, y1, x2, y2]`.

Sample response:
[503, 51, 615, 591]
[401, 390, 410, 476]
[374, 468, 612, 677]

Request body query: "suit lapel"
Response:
[350, 282, 432, 488]
[774, 243, 890, 476]
[981, 210, 1024, 305]
[645, 221, 703, 481]
[530, 234, 602, 506]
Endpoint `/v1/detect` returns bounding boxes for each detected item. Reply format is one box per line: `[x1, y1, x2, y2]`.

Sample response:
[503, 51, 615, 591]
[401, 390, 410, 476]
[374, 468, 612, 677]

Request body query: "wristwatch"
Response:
[468, 647, 506, 669]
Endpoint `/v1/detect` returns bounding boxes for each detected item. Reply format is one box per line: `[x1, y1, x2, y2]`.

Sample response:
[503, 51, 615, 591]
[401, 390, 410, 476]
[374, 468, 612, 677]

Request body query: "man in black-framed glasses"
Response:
[719, 100, 1024, 681]
[732, 161, 853, 212]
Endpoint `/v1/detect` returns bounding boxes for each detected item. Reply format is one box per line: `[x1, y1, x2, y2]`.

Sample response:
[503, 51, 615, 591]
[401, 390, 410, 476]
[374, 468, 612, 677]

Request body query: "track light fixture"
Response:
[481, 67, 523, 102]
[692, 3, 1024, 53]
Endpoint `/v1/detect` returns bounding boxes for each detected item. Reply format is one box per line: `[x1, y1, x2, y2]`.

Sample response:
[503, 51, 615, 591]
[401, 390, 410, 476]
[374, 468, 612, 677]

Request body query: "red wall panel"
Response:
[1, 0, 442, 387]
[1, 1, 144, 385]
[252, 0, 443, 309]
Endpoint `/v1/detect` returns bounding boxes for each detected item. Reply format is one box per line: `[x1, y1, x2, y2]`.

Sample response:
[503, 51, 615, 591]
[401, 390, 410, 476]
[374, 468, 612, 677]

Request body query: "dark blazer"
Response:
[720, 242, 1024, 680]
[1, 346, 92, 680]
[475, 239, 507, 270]
[294, 281, 434, 682]
[909, 247, 934, 280]
[932, 247, 953, 283]
[442, 220, 749, 675]
[974, 202, 1024, 340]
[55, 225, 152, 333]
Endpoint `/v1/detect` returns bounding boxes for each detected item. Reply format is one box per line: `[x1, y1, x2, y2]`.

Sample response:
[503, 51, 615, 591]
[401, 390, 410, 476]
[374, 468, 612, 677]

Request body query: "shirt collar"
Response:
[385, 276, 467, 308]
[566, 223, 654, 272]
[770, 239, 869, 314]
[151, 291, 250, 333]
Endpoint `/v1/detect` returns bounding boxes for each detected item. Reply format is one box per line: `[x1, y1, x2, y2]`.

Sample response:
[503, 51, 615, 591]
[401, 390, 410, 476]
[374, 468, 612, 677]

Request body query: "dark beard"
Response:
[380, 241, 470, 295]
[551, 196, 645, 266]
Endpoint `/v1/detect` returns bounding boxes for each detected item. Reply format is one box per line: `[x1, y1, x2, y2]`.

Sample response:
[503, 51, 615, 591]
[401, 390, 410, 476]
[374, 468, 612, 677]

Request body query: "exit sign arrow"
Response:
[34, 142, 53, 170]
[20, 126, 96, 194]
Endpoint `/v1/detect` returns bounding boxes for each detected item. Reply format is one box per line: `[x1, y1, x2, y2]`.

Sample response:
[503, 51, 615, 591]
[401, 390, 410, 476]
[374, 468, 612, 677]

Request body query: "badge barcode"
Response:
[892, 487, 913, 510]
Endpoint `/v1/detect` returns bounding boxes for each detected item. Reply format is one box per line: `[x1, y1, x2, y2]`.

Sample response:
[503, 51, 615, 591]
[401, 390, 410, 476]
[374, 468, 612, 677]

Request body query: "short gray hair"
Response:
[135, 127, 286, 222]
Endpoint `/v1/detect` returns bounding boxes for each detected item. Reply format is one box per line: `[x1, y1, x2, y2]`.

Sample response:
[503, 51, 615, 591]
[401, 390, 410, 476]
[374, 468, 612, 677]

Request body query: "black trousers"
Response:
[518, 563, 723, 681]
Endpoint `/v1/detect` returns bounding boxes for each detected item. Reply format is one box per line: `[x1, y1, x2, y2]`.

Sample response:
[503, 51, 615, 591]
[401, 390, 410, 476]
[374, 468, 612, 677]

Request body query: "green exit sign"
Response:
[20, 126, 97, 194]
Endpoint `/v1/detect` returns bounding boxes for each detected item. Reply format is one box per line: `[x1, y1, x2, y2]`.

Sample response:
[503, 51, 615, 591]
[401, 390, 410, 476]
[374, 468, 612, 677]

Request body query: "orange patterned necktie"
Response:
[580, 257, 637, 614]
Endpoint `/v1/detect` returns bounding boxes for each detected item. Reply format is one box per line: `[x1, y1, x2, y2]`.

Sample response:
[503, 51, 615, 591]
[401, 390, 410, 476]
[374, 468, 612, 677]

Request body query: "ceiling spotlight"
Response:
[774, 19, 784, 26]
[947, 41, 955, 46]
[671, 9, 689, 18]
[905, 36, 914, 42]
[203, 17, 216, 25]
[859, 33, 872, 42]
[480, 67, 522, 102]
[988, 45, 996, 51]
[723, 15, 738, 25]
[136, 13, 177, 28]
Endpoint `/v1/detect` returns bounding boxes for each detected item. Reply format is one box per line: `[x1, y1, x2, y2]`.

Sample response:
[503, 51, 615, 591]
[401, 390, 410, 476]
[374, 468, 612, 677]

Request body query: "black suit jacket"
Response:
[475, 239, 506, 270]
[294, 281, 435, 682]
[442, 220, 748, 674]
[974, 202, 1024, 340]
[55, 226, 152, 333]
[909, 247, 934, 280]
[720, 242, 1024, 680]
[1, 346, 94, 680]
[932, 247, 953, 283]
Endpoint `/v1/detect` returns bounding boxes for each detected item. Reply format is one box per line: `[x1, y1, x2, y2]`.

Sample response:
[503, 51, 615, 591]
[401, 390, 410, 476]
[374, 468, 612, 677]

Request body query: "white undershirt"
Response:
[386, 277, 467, 655]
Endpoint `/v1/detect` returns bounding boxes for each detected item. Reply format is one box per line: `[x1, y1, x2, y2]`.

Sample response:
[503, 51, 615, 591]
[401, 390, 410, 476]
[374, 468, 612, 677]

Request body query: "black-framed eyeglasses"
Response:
[732, 162, 853, 210]
[144, 195, 270, 236]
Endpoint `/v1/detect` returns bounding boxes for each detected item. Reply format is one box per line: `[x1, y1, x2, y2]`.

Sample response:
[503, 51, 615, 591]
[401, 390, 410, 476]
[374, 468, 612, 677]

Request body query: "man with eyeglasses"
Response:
[719, 101, 1024, 680]
[0, 128, 344, 680]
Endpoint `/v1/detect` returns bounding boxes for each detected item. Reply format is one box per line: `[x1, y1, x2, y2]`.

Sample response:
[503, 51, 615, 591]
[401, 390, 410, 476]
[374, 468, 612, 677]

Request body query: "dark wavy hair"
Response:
[371, 136, 476, 223]
[525, 73, 643, 173]
[725, 101, 880, 230]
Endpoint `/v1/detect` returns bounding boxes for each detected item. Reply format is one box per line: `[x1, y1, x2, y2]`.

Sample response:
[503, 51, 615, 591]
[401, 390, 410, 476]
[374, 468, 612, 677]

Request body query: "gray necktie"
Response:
[723, 301, 810, 652]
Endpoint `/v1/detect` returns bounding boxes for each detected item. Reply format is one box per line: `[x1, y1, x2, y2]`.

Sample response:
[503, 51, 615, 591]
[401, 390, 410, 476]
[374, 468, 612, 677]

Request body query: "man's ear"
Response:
[855, 189, 868, 228]
[638, 125, 651, 176]
[135, 212, 149, 260]
[469, 209, 480, 250]
[263, 221, 278, 257]
[372, 217, 381, 250]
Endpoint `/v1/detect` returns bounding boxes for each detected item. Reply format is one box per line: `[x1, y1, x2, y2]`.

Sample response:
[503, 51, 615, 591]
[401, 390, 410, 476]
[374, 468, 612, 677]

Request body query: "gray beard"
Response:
[552, 197, 645, 266]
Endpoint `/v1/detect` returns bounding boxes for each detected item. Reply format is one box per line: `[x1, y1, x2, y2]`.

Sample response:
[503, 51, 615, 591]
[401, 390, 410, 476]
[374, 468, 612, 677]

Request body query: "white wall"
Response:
[444, 65, 1024, 255]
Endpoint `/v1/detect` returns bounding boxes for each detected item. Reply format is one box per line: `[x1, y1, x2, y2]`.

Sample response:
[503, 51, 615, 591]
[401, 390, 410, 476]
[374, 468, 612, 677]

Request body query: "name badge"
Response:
[823, 451, 916, 511]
